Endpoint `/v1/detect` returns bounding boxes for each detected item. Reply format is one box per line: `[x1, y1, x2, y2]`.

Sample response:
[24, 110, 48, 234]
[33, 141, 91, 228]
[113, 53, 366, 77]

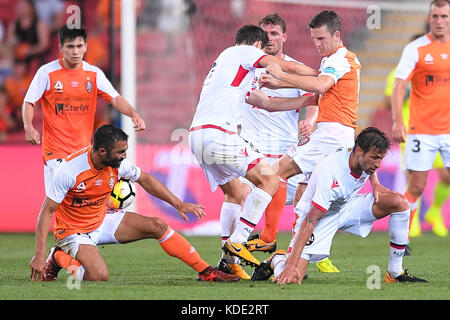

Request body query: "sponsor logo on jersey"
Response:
[71, 196, 107, 207]
[54, 103, 90, 115]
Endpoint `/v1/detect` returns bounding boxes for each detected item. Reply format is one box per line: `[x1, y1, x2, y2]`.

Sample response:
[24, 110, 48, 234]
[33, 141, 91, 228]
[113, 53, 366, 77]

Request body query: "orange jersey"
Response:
[47, 146, 141, 240]
[317, 46, 362, 129]
[395, 34, 450, 135]
[24, 59, 119, 161]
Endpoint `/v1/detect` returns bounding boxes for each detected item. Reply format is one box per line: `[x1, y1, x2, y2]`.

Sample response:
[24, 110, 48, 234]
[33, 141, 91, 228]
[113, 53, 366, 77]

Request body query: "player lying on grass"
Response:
[29, 124, 239, 283]
[251, 127, 428, 284]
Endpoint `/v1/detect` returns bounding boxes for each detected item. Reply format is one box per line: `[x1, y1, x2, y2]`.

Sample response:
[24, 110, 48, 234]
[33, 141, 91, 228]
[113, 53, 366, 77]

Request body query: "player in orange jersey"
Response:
[391, 0, 450, 244]
[22, 25, 146, 194]
[29, 124, 239, 283]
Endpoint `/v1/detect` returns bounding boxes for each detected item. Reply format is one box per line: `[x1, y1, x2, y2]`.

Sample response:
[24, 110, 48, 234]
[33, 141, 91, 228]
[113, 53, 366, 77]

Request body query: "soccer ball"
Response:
[107, 179, 136, 209]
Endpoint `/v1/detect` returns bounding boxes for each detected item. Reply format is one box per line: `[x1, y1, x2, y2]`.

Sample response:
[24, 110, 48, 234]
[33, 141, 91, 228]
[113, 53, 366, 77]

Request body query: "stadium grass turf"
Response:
[0, 232, 448, 300]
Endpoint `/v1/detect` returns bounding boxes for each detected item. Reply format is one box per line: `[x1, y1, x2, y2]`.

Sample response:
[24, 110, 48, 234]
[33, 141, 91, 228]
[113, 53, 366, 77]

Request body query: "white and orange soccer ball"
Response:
[107, 179, 136, 209]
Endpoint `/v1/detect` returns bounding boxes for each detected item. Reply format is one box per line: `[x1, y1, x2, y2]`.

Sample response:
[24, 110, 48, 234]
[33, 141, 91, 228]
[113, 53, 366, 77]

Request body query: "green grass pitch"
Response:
[0, 232, 448, 301]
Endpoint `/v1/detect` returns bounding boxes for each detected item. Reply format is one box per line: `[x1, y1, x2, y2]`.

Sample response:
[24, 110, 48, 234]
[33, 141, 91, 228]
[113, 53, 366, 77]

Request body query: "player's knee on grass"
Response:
[85, 266, 109, 281]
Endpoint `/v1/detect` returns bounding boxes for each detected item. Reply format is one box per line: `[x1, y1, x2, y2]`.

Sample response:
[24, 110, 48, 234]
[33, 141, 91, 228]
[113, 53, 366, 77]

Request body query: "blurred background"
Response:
[0, 0, 447, 236]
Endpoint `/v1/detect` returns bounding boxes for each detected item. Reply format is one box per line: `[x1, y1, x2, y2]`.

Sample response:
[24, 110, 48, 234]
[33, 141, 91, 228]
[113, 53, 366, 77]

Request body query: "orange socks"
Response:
[261, 178, 287, 243]
[404, 191, 418, 233]
[158, 227, 209, 273]
[54, 249, 82, 277]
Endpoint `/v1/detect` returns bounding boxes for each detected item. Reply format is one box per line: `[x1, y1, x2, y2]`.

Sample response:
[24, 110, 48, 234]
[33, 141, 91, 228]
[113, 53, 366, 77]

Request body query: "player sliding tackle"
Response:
[29, 124, 240, 283]
[250, 128, 428, 284]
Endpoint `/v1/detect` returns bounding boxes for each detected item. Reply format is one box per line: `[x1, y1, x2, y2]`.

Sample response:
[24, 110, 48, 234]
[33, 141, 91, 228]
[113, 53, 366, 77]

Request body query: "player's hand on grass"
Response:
[273, 263, 303, 285]
[29, 254, 45, 281]
[176, 202, 206, 221]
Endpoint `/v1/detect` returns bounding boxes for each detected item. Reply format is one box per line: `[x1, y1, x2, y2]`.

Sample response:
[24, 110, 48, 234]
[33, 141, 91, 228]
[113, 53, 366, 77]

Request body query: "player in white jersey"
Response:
[189, 25, 317, 267]
[250, 128, 427, 284]
[215, 15, 318, 279]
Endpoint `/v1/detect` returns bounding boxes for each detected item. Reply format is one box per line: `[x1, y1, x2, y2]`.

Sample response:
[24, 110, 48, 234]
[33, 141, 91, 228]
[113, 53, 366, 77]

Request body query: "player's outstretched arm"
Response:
[110, 96, 146, 132]
[136, 172, 205, 221]
[30, 197, 59, 281]
[266, 62, 334, 94]
[274, 206, 324, 285]
[259, 55, 318, 77]
[22, 102, 40, 145]
[245, 89, 312, 112]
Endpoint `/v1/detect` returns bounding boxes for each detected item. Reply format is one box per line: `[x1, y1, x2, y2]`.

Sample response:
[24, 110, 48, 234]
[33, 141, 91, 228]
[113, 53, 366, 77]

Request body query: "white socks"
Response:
[229, 187, 272, 243]
[220, 201, 241, 264]
[272, 254, 287, 277]
[388, 209, 410, 277]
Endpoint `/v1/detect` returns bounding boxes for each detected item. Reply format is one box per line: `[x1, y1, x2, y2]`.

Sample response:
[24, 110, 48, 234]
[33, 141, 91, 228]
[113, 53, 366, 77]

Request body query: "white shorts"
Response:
[189, 127, 263, 191]
[56, 209, 126, 259]
[287, 123, 355, 180]
[44, 158, 64, 194]
[239, 155, 307, 205]
[289, 193, 376, 262]
[404, 134, 450, 171]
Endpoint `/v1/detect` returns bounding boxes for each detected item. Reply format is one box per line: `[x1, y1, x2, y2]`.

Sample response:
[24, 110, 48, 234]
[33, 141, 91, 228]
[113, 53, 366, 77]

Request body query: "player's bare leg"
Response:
[404, 170, 429, 250]
[424, 167, 449, 237]
[75, 244, 109, 281]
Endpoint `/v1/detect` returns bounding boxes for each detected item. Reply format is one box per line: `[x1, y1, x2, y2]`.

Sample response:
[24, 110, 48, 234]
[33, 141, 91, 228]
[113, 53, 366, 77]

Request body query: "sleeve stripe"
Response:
[253, 55, 268, 68]
[312, 201, 327, 213]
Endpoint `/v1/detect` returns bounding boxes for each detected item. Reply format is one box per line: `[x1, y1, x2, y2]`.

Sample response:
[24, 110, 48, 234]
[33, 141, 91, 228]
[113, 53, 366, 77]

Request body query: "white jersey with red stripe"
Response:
[190, 45, 266, 133]
[240, 55, 312, 156]
[296, 147, 370, 216]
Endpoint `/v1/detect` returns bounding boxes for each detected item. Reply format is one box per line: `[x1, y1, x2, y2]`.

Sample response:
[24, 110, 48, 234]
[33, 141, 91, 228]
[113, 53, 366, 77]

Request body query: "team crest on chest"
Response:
[109, 177, 116, 188]
[85, 77, 93, 93]
[298, 136, 310, 146]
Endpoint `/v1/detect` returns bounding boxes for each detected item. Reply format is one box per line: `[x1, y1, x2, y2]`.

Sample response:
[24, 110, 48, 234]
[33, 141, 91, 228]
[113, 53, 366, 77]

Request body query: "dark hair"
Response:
[430, 0, 450, 9]
[93, 124, 128, 151]
[235, 25, 269, 48]
[58, 24, 87, 45]
[308, 10, 342, 35]
[258, 13, 287, 33]
[354, 127, 391, 154]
